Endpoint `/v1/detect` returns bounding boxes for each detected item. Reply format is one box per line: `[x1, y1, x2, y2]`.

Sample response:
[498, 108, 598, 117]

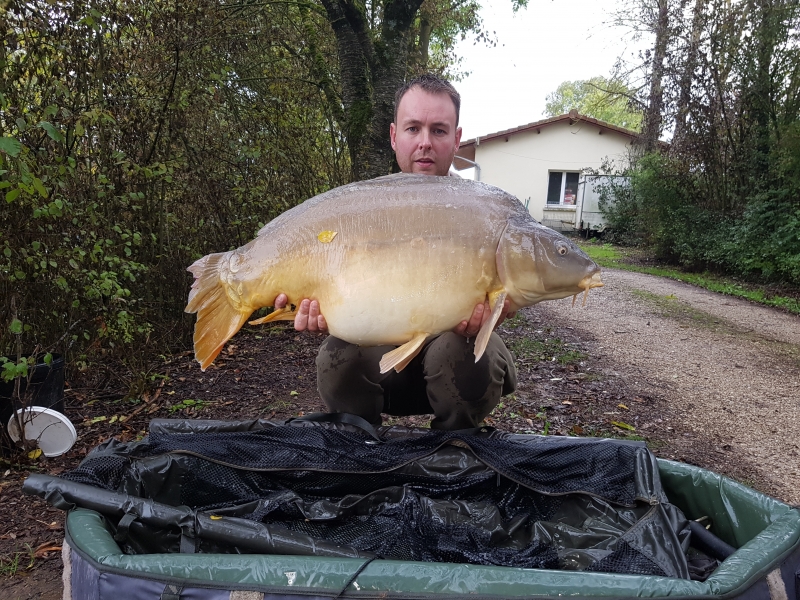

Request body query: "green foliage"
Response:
[597, 151, 800, 288]
[0, 0, 348, 385]
[544, 77, 642, 131]
[601, 0, 800, 291]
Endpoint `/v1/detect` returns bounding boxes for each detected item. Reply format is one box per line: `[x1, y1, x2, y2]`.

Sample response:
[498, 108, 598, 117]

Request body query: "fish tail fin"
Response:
[185, 253, 252, 370]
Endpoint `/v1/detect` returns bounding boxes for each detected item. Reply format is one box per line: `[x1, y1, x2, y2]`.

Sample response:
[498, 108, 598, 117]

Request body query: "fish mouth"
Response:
[572, 271, 604, 307]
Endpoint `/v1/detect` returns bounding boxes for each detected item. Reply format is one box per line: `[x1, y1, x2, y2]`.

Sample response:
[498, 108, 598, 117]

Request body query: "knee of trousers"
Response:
[315, 336, 389, 401]
[423, 332, 516, 403]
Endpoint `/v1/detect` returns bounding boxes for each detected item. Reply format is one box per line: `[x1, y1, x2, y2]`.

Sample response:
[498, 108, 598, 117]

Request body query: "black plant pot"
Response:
[0, 354, 66, 429]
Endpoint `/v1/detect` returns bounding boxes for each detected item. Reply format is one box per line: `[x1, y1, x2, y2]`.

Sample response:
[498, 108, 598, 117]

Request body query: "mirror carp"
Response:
[186, 173, 603, 373]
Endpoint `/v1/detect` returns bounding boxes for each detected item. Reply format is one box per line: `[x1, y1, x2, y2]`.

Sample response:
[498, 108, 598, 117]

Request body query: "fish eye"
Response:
[557, 245, 568, 256]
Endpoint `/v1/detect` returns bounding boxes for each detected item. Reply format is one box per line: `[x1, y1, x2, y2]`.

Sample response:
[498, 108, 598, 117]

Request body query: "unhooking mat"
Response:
[27, 415, 695, 578]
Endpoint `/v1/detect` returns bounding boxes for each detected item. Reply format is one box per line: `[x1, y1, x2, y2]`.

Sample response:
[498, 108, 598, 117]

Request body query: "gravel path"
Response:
[533, 268, 800, 505]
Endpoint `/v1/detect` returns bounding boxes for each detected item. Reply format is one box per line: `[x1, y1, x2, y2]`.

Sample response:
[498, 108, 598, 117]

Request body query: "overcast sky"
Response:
[453, 0, 648, 141]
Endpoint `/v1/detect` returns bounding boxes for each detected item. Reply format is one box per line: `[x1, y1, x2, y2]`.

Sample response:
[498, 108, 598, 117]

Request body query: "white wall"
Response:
[473, 121, 634, 223]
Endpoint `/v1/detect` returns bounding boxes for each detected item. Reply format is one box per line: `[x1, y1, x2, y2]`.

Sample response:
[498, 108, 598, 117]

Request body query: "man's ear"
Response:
[454, 126, 462, 150]
[390, 123, 397, 150]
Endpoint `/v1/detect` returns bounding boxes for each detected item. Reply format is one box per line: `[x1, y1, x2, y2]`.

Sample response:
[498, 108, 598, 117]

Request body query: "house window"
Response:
[546, 171, 580, 206]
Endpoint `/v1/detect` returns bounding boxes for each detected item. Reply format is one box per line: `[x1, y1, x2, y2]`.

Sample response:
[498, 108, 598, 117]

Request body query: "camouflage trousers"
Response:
[316, 332, 517, 430]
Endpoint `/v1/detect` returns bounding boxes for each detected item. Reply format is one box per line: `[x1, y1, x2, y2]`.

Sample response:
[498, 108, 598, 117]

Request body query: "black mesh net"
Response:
[58, 420, 690, 578]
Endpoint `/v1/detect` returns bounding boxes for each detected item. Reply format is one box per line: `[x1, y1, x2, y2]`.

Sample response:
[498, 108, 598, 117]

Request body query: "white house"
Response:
[454, 111, 637, 232]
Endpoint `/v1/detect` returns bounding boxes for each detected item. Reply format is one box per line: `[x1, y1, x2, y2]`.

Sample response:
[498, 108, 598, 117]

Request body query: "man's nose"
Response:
[418, 131, 432, 149]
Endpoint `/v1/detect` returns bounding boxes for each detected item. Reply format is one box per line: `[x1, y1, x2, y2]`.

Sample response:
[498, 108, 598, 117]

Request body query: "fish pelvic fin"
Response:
[185, 253, 252, 371]
[248, 306, 297, 325]
[474, 290, 507, 363]
[379, 333, 428, 374]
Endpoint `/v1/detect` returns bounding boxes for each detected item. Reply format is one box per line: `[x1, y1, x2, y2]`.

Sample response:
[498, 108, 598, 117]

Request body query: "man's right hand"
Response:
[275, 294, 328, 333]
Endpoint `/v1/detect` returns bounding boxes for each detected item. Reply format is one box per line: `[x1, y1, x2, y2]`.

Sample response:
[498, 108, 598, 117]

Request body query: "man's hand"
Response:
[275, 294, 328, 333]
[453, 299, 515, 338]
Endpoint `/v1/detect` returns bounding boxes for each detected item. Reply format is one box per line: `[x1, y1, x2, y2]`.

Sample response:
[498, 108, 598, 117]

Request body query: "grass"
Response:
[168, 398, 210, 413]
[578, 241, 800, 315]
[509, 336, 587, 365]
[0, 546, 34, 576]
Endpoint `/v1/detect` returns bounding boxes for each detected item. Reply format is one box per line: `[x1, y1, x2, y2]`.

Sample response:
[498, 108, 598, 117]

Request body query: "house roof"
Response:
[454, 111, 639, 166]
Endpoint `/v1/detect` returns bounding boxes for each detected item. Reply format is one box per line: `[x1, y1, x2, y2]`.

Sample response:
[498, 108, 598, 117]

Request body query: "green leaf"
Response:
[74, 123, 85, 137]
[38, 121, 64, 142]
[69, 259, 78, 269]
[9, 318, 23, 335]
[5, 189, 20, 203]
[0, 136, 22, 157]
[3, 248, 10, 258]
[33, 178, 48, 198]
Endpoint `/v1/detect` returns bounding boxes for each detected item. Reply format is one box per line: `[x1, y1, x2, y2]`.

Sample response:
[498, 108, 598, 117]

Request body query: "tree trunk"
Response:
[673, 0, 706, 145]
[639, 0, 670, 154]
[320, 0, 423, 181]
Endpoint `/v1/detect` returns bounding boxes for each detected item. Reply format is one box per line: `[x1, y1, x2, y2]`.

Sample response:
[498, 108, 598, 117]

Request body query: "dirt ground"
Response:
[2, 266, 799, 598]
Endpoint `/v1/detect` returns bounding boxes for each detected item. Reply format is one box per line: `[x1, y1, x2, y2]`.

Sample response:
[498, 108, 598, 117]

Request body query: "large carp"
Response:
[186, 174, 603, 373]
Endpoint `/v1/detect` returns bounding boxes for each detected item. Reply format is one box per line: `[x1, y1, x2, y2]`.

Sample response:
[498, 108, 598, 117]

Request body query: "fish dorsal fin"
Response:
[474, 290, 507, 363]
[379, 332, 428, 374]
[248, 306, 298, 326]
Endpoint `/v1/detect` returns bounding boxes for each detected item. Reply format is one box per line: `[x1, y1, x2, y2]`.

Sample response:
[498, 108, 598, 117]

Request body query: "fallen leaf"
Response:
[33, 542, 62, 558]
[618, 404, 629, 410]
[290, 390, 298, 396]
[611, 421, 635, 431]
[561, 400, 572, 405]
[28, 449, 43, 459]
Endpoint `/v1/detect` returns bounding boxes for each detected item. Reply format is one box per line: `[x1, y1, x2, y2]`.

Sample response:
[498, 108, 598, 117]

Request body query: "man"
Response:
[274, 74, 516, 430]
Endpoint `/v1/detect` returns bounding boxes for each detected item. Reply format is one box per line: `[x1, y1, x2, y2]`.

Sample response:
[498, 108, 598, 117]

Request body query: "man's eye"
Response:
[407, 127, 418, 133]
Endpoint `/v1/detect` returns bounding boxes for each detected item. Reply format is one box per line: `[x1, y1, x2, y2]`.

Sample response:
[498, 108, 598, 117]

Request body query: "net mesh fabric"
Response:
[61, 423, 672, 576]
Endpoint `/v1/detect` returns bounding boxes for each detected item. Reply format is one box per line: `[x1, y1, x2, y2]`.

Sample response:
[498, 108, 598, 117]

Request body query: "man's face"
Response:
[390, 87, 462, 176]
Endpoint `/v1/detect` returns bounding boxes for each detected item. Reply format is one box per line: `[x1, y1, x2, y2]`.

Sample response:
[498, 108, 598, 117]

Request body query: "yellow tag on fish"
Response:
[317, 230, 337, 243]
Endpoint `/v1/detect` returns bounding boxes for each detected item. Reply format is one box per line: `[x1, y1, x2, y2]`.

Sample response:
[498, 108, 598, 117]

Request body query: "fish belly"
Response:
[318, 245, 493, 346]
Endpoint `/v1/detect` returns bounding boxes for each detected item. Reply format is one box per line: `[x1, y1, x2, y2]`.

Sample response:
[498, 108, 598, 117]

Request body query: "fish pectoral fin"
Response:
[379, 333, 429, 374]
[248, 306, 297, 325]
[474, 290, 508, 363]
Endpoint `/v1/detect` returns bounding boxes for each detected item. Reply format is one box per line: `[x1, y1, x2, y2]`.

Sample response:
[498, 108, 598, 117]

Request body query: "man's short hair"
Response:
[394, 74, 461, 126]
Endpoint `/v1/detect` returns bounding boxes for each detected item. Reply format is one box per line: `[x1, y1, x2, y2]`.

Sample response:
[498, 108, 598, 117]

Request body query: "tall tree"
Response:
[319, 0, 526, 181]
[640, 0, 670, 153]
[544, 76, 643, 130]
